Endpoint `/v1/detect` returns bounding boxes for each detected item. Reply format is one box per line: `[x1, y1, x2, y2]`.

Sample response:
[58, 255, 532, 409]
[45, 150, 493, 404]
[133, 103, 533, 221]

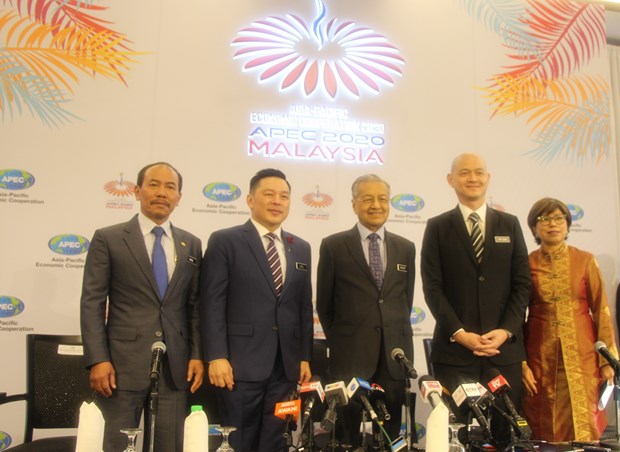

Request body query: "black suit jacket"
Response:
[80, 215, 202, 391]
[200, 220, 313, 382]
[317, 226, 416, 380]
[421, 206, 531, 366]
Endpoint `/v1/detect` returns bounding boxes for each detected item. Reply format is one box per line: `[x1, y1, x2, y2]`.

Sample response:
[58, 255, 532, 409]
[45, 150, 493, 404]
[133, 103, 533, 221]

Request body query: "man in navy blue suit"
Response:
[200, 168, 313, 452]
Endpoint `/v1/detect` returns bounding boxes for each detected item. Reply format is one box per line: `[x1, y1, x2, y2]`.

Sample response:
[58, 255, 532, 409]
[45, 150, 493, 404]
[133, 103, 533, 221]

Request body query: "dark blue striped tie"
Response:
[469, 213, 483, 263]
[266, 232, 282, 298]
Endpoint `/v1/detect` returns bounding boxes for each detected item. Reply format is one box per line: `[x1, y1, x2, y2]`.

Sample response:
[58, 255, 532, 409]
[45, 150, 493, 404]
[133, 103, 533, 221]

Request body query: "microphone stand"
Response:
[403, 377, 421, 450]
[601, 372, 620, 451]
[147, 377, 159, 452]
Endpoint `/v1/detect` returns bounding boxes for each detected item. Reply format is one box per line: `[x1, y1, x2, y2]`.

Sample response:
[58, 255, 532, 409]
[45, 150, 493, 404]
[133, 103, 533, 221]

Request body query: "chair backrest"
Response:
[25, 334, 96, 442]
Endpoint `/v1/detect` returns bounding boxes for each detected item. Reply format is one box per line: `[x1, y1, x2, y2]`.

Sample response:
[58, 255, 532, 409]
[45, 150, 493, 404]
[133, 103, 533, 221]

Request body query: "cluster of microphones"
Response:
[419, 369, 534, 450]
[273, 348, 415, 451]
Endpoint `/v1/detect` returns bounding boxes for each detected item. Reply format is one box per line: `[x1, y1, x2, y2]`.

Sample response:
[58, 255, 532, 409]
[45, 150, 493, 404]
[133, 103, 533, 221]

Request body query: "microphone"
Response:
[320, 381, 348, 432]
[486, 369, 532, 440]
[419, 376, 450, 450]
[452, 383, 492, 440]
[274, 393, 301, 442]
[371, 383, 391, 421]
[419, 375, 451, 412]
[298, 376, 324, 432]
[346, 377, 379, 421]
[595, 341, 620, 372]
[149, 341, 167, 381]
[390, 348, 418, 379]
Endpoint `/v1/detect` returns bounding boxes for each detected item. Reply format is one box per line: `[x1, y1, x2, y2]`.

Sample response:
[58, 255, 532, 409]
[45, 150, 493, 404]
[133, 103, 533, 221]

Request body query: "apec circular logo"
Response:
[203, 182, 241, 202]
[0, 296, 25, 319]
[415, 422, 426, 440]
[410, 306, 426, 325]
[0, 431, 11, 450]
[48, 234, 90, 255]
[567, 204, 584, 221]
[0, 169, 35, 190]
[391, 194, 424, 212]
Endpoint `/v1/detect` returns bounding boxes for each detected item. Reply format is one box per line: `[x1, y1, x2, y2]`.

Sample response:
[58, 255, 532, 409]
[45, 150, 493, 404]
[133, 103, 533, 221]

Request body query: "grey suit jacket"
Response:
[317, 226, 416, 380]
[80, 215, 202, 391]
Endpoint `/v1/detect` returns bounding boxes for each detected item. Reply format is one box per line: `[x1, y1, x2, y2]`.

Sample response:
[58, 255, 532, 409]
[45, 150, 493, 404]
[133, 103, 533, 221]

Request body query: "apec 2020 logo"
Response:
[567, 204, 584, 221]
[391, 194, 424, 213]
[232, 0, 404, 100]
[0, 296, 25, 319]
[0, 169, 35, 190]
[203, 182, 242, 202]
[48, 234, 90, 255]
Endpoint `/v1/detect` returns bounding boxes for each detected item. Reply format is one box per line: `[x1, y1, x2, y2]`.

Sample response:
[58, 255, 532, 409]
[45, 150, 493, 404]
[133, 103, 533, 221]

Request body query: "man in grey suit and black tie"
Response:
[317, 174, 416, 447]
[81, 162, 204, 451]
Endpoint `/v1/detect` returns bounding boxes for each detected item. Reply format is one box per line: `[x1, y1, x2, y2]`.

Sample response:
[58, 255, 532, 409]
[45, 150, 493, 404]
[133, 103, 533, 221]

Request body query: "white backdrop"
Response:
[1, 0, 619, 448]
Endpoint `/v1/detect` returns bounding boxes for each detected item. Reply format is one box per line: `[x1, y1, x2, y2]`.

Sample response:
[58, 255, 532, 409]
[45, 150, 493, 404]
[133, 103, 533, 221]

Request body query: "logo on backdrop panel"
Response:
[567, 203, 591, 233]
[0, 431, 11, 450]
[192, 182, 249, 216]
[234, 1, 404, 165]
[0, 296, 24, 319]
[0, 296, 33, 336]
[388, 193, 426, 225]
[0, 169, 44, 205]
[303, 186, 333, 220]
[34, 234, 89, 270]
[104, 173, 136, 210]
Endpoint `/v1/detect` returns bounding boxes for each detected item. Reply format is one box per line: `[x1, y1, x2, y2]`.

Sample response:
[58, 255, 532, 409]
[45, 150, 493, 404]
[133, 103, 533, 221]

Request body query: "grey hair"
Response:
[351, 174, 390, 198]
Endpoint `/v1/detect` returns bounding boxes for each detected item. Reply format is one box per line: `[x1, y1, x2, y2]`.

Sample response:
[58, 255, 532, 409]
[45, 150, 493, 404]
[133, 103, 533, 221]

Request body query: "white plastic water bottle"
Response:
[183, 405, 209, 452]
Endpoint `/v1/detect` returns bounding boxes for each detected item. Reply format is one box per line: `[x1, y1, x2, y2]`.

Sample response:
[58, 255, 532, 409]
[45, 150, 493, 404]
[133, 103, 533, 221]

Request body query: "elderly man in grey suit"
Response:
[81, 162, 204, 451]
[317, 174, 416, 447]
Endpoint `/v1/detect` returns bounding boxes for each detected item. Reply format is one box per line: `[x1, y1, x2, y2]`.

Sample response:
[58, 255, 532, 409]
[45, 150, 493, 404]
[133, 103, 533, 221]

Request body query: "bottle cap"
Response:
[191, 405, 203, 412]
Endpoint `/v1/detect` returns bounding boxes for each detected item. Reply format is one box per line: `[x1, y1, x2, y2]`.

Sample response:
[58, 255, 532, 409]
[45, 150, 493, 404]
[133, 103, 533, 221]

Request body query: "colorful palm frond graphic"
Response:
[461, 0, 609, 163]
[0, 0, 142, 126]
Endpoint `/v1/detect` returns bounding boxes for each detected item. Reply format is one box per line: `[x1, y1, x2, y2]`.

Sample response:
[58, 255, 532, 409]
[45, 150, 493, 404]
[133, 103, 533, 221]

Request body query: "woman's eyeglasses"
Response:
[537, 214, 567, 226]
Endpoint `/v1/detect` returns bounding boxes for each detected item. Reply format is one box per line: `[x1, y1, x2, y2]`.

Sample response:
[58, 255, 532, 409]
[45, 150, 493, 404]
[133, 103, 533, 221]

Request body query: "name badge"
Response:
[296, 262, 308, 271]
[396, 264, 408, 272]
[495, 236, 511, 243]
[188, 256, 198, 265]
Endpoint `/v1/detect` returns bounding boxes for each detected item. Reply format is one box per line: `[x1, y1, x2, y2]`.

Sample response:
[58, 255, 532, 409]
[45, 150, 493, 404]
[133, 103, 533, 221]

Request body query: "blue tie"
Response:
[368, 233, 383, 290]
[152, 226, 168, 300]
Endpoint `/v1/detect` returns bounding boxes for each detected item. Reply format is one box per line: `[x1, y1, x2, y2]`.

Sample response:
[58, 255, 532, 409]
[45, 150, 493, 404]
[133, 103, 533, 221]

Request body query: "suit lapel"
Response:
[382, 231, 398, 290]
[345, 226, 377, 287]
[480, 208, 497, 267]
[242, 220, 279, 298]
[280, 230, 296, 299]
[165, 225, 189, 302]
[123, 215, 161, 302]
[449, 206, 479, 265]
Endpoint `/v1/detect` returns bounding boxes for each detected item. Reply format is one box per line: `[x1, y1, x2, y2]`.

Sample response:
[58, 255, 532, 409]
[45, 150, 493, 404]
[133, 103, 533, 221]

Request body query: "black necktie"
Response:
[266, 232, 283, 298]
[368, 233, 383, 289]
[469, 213, 483, 263]
[152, 226, 168, 299]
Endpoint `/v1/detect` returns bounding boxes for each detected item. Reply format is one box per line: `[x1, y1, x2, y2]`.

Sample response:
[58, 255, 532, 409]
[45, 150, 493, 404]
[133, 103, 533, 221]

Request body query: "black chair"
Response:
[423, 337, 434, 377]
[0, 334, 96, 451]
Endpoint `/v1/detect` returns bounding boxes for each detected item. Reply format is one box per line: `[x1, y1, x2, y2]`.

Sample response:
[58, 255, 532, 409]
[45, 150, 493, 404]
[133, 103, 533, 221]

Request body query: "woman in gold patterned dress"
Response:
[521, 197, 617, 442]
